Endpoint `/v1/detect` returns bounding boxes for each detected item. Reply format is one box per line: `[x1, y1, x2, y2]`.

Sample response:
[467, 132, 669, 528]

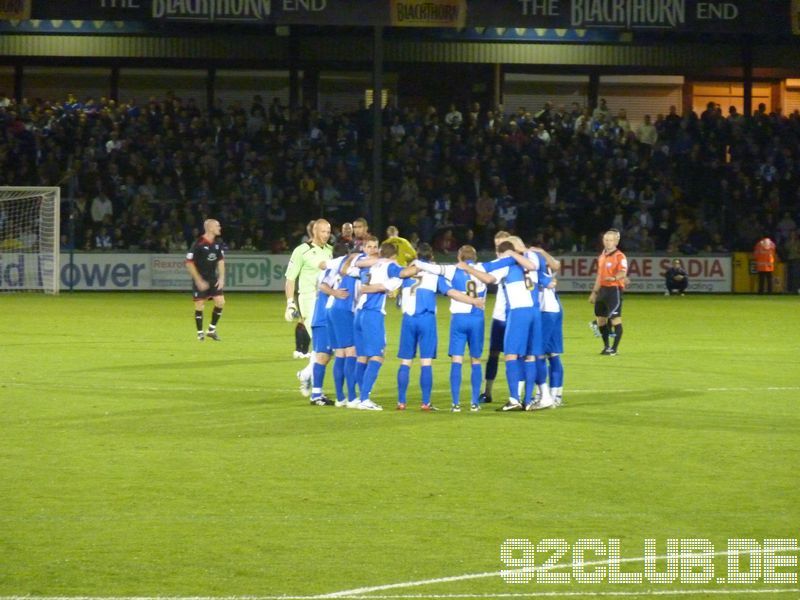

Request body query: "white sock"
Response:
[300, 352, 317, 379]
[539, 383, 553, 405]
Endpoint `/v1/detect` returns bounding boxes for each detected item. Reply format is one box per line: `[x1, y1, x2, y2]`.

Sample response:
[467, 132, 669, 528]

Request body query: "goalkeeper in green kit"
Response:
[284, 219, 333, 397]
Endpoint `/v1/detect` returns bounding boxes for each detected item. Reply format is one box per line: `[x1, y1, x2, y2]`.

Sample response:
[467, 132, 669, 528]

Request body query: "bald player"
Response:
[285, 219, 333, 395]
[185, 218, 226, 341]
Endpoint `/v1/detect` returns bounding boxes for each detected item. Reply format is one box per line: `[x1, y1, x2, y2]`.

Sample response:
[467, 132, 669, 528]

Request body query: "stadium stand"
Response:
[1, 94, 798, 260]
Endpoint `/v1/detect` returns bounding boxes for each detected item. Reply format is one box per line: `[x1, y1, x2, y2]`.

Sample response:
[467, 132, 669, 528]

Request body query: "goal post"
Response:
[0, 186, 60, 294]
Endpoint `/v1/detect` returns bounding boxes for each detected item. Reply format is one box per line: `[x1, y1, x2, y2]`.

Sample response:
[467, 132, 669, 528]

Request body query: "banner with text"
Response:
[0, 253, 288, 291]
[556, 255, 732, 293]
[390, 0, 466, 27]
[30, 0, 793, 35]
[1, 253, 731, 293]
[467, 0, 787, 33]
[32, 0, 389, 26]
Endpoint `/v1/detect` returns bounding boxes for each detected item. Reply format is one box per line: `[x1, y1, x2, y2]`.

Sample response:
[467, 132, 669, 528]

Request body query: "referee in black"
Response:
[185, 218, 226, 341]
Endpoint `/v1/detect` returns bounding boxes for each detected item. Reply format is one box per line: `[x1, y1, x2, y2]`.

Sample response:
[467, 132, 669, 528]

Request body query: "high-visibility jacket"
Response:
[753, 238, 776, 272]
[383, 236, 417, 267]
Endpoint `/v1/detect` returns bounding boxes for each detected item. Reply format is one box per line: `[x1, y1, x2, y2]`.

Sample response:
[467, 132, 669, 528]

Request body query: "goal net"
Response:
[0, 187, 60, 294]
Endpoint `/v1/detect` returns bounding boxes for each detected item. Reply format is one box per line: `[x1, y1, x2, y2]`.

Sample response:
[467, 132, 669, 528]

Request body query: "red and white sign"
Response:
[555, 255, 732, 293]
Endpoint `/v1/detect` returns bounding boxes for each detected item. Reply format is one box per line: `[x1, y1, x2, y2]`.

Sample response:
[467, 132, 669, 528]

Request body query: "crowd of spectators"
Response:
[1, 88, 799, 263]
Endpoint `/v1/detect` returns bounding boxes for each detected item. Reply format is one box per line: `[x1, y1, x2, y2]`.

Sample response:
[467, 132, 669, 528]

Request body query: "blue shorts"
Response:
[449, 313, 485, 358]
[525, 308, 544, 358]
[541, 311, 564, 355]
[353, 310, 364, 354]
[355, 310, 386, 358]
[327, 308, 355, 349]
[311, 325, 332, 354]
[397, 312, 438, 360]
[503, 308, 533, 357]
[489, 318, 506, 353]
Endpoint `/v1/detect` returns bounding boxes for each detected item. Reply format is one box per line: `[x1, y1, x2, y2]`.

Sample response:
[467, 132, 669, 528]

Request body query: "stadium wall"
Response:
[0, 253, 733, 293]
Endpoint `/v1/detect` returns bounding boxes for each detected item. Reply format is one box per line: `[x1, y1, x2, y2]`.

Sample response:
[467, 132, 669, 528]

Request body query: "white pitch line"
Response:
[4, 381, 799, 396]
[319, 590, 800, 598]
[566, 387, 800, 394]
[316, 549, 774, 598]
[2, 590, 799, 600]
[0, 382, 289, 394]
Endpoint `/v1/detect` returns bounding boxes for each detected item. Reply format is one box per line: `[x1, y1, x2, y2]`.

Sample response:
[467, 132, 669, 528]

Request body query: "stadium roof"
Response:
[11, 0, 795, 37]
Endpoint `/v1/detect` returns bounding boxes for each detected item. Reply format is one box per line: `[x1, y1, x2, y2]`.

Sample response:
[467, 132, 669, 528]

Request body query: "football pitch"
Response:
[1, 292, 798, 600]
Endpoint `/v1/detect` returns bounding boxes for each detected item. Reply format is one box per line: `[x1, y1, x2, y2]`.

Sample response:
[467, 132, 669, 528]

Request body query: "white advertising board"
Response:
[0, 253, 289, 291]
[555, 255, 732, 293]
[0, 253, 731, 293]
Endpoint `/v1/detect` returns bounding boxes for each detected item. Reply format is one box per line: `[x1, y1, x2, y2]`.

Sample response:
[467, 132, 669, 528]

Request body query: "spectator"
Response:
[474, 190, 496, 246]
[90, 189, 113, 225]
[615, 108, 631, 136]
[416, 207, 435, 244]
[497, 194, 518, 231]
[592, 98, 610, 121]
[776, 211, 796, 243]
[451, 193, 474, 228]
[664, 258, 689, 295]
[433, 192, 451, 228]
[639, 228, 656, 253]
[784, 230, 800, 294]
[0, 91, 795, 257]
[94, 226, 113, 250]
[444, 103, 463, 130]
[636, 114, 658, 155]
[433, 228, 457, 254]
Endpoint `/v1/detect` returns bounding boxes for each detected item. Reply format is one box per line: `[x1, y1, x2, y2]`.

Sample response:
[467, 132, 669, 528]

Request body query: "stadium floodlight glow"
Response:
[0, 186, 60, 294]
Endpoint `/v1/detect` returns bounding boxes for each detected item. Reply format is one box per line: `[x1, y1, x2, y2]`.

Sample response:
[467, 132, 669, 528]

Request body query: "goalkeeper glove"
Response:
[285, 299, 300, 322]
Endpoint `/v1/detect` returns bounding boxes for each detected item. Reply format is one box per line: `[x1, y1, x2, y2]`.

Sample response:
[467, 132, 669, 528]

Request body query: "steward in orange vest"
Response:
[753, 236, 777, 294]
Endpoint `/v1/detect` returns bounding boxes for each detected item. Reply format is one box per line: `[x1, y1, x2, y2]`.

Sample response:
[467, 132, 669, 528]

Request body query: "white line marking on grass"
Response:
[2, 590, 799, 600]
[1, 382, 292, 394]
[5, 382, 799, 396]
[326, 590, 800, 598]
[566, 387, 800, 394]
[322, 590, 800, 598]
[317, 549, 769, 598]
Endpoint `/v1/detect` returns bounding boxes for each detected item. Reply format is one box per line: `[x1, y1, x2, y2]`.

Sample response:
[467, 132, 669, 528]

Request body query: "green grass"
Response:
[1, 292, 798, 599]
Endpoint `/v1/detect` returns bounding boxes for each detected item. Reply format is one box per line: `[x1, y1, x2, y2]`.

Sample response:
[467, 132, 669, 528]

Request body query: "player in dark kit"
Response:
[185, 218, 226, 341]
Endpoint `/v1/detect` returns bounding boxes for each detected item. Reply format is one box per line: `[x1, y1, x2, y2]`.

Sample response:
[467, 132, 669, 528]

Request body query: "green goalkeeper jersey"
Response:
[285, 241, 333, 295]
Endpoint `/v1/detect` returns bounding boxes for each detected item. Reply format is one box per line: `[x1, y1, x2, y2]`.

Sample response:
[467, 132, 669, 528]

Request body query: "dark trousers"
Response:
[666, 279, 688, 294]
[757, 271, 773, 294]
[787, 260, 800, 294]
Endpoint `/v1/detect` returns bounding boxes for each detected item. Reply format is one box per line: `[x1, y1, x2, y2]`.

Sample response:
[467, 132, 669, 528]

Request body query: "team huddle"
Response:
[283, 218, 569, 412]
[183, 217, 628, 411]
